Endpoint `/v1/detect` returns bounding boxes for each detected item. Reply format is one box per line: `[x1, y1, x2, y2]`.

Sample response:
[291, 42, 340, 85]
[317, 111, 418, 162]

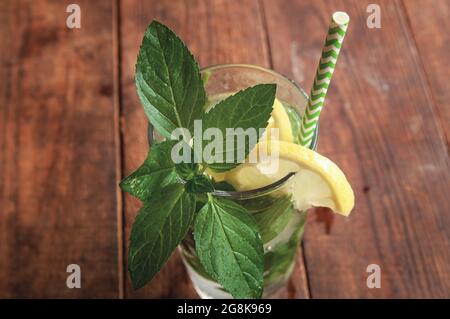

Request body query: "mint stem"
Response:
[199, 164, 209, 175]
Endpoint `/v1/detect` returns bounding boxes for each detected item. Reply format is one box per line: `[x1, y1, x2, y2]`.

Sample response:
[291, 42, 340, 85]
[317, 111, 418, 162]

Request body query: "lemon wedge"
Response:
[224, 140, 354, 216]
[261, 98, 293, 143]
[209, 97, 293, 181]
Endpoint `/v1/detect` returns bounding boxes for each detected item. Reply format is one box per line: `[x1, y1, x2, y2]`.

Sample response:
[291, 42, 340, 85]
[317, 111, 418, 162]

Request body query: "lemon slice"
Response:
[209, 98, 293, 181]
[262, 98, 293, 143]
[224, 140, 354, 216]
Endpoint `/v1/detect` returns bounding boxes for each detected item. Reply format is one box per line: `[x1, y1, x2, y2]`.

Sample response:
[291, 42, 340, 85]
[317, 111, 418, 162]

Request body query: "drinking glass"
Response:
[149, 64, 318, 298]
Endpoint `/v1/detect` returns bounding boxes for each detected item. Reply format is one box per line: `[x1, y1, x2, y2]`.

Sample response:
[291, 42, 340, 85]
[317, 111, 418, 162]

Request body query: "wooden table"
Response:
[1, 0, 449, 298]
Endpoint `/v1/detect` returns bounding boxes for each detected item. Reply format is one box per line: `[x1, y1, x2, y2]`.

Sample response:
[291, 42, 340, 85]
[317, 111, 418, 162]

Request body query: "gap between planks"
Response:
[113, 0, 125, 299]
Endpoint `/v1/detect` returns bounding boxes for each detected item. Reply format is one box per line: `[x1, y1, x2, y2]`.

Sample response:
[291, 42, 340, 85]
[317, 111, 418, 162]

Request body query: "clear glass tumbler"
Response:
[176, 64, 319, 299]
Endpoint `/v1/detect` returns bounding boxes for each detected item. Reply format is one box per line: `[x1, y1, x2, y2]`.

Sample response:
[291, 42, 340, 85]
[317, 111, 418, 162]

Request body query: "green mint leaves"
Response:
[186, 174, 214, 193]
[253, 195, 295, 243]
[128, 184, 196, 289]
[194, 196, 264, 298]
[136, 21, 206, 139]
[121, 20, 277, 298]
[119, 140, 178, 201]
[200, 84, 276, 171]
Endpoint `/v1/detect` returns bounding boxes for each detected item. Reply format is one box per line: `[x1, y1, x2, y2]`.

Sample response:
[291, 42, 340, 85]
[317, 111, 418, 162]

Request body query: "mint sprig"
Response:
[121, 20, 277, 299]
[120, 140, 178, 201]
[136, 21, 206, 139]
[194, 196, 264, 299]
[253, 195, 294, 243]
[200, 84, 276, 172]
[186, 174, 214, 194]
[128, 184, 196, 289]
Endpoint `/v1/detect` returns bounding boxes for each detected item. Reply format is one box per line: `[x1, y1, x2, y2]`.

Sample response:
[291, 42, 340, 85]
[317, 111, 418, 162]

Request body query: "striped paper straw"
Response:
[299, 11, 350, 147]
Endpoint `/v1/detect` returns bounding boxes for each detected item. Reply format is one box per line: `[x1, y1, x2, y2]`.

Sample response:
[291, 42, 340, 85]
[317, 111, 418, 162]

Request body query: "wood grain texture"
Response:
[402, 0, 450, 146]
[1, 0, 449, 299]
[119, 0, 309, 298]
[0, 0, 119, 297]
[263, 0, 450, 297]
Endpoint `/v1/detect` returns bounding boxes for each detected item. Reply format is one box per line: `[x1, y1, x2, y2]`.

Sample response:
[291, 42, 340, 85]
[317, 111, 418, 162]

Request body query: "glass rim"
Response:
[201, 63, 309, 98]
[148, 63, 319, 199]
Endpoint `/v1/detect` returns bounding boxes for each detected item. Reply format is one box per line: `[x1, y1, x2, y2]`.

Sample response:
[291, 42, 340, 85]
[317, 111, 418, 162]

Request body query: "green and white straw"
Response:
[299, 11, 350, 147]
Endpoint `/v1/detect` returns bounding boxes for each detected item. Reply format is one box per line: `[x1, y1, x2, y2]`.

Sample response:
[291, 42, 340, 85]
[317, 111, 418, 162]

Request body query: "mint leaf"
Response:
[285, 105, 301, 144]
[194, 196, 264, 298]
[129, 184, 196, 289]
[200, 84, 276, 172]
[186, 174, 214, 194]
[120, 140, 178, 201]
[253, 195, 295, 243]
[212, 180, 236, 192]
[136, 20, 206, 139]
[264, 218, 305, 285]
[174, 142, 201, 181]
[175, 162, 198, 181]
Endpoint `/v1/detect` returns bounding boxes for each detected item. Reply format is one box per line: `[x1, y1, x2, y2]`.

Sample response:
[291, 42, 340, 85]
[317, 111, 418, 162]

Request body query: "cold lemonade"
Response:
[123, 19, 353, 300]
[180, 93, 316, 298]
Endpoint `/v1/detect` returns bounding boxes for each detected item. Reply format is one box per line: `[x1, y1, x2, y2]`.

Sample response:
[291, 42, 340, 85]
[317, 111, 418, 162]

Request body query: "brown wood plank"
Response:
[402, 0, 450, 147]
[263, 0, 450, 297]
[119, 0, 309, 298]
[0, 0, 119, 297]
